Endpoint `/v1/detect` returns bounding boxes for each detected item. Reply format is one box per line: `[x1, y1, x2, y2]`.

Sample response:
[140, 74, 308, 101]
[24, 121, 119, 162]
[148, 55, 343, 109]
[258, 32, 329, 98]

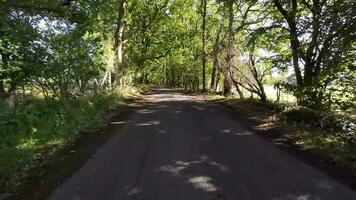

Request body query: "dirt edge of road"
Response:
[213, 99, 356, 192]
[6, 100, 140, 200]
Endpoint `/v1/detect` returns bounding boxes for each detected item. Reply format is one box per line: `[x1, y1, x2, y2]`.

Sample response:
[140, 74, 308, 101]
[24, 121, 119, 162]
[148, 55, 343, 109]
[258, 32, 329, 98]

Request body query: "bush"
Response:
[0, 92, 123, 180]
[280, 106, 356, 143]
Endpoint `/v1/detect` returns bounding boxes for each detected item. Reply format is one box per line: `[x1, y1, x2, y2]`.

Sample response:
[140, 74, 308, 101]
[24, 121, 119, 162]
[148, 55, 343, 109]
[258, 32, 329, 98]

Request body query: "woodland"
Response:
[0, 0, 355, 196]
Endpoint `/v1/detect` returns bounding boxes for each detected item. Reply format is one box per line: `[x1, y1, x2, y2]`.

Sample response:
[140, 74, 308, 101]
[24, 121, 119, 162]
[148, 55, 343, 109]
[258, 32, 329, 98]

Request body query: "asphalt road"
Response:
[51, 89, 356, 200]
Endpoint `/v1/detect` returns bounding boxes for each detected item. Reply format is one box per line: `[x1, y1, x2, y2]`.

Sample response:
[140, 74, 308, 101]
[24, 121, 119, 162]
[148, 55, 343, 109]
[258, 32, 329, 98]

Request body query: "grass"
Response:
[213, 96, 356, 172]
[285, 129, 356, 169]
[0, 87, 141, 192]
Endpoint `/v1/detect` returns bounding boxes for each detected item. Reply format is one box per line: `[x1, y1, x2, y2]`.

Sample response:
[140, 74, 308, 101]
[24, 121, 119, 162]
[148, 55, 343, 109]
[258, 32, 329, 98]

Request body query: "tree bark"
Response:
[0, 80, 7, 99]
[210, 29, 221, 90]
[215, 70, 220, 90]
[226, 0, 244, 98]
[289, 25, 303, 86]
[114, 0, 126, 74]
[223, 77, 231, 96]
[210, 62, 217, 90]
[201, 0, 207, 92]
[273, 0, 303, 86]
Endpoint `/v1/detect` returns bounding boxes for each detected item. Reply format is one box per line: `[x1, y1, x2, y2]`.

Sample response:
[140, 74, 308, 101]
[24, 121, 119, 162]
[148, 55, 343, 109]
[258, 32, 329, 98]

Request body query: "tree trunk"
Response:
[215, 70, 220, 91]
[201, 0, 207, 92]
[211, 28, 221, 90]
[226, 0, 244, 98]
[223, 77, 231, 96]
[276, 87, 280, 102]
[273, 0, 303, 86]
[114, 0, 126, 75]
[258, 87, 267, 102]
[255, 77, 267, 102]
[210, 63, 217, 90]
[0, 80, 7, 100]
[289, 26, 303, 86]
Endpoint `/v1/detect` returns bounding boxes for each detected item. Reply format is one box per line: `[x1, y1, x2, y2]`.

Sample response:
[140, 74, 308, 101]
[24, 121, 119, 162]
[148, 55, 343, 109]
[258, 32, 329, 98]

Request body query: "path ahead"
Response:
[51, 89, 356, 200]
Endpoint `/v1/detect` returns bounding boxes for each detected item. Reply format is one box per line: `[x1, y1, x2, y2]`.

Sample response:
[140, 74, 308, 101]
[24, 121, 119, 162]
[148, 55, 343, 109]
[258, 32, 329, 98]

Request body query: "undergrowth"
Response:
[0, 91, 127, 189]
[223, 97, 356, 171]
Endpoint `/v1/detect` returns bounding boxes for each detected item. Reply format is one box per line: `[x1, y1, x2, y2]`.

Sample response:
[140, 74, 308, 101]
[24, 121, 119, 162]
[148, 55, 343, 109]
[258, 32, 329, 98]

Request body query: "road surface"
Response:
[51, 89, 356, 200]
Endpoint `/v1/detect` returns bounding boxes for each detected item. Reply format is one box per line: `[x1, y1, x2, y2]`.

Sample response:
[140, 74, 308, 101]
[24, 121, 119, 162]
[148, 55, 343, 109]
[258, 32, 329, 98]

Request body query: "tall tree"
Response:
[210, 27, 223, 90]
[200, 0, 208, 92]
[114, 0, 126, 75]
[272, 0, 355, 109]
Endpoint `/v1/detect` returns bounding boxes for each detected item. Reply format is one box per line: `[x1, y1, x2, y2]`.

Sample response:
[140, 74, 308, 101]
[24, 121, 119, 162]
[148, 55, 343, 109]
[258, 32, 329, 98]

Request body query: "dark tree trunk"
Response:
[273, 0, 303, 86]
[223, 77, 231, 96]
[210, 64, 217, 90]
[258, 89, 267, 102]
[289, 26, 303, 86]
[211, 28, 221, 90]
[0, 80, 7, 99]
[201, 0, 207, 92]
[276, 87, 281, 102]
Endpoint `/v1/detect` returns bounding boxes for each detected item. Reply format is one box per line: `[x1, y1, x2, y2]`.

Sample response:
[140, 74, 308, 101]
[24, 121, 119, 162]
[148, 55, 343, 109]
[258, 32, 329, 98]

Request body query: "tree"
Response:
[225, 0, 244, 97]
[200, 0, 207, 92]
[114, 0, 126, 73]
[272, 0, 355, 109]
[230, 40, 270, 102]
[0, 0, 354, 109]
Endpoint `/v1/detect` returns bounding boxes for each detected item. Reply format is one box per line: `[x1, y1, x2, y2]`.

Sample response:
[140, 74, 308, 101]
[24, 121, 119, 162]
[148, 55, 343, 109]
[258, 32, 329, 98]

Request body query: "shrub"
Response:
[0, 92, 123, 179]
[280, 106, 356, 143]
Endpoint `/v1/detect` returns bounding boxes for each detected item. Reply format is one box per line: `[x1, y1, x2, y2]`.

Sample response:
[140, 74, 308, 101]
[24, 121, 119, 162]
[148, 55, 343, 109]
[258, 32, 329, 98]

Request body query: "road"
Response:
[51, 89, 356, 200]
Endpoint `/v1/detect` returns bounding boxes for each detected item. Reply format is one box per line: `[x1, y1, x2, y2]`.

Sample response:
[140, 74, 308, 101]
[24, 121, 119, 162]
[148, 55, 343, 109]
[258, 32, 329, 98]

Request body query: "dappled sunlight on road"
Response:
[188, 176, 218, 192]
[124, 186, 142, 197]
[136, 109, 156, 114]
[234, 131, 254, 136]
[219, 129, 254, 136]
[314, 179, 334, 190]
[134, 120, 161, 127]
[155, 155, 229, 195]
[50, 89, 356, 200]
[274, 194, 316, 200]
[220, 129, 231, 133]
[145, 93, 196, 102]
[143, 89, 196, 103]
[110, 121, 128, 125]
[156, 156, 209, 176]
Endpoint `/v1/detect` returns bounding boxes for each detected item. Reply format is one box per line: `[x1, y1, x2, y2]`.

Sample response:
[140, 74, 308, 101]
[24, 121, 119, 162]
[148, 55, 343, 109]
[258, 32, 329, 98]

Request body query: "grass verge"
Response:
[0, 87, 143, 199]
[204, 96, 356, 189]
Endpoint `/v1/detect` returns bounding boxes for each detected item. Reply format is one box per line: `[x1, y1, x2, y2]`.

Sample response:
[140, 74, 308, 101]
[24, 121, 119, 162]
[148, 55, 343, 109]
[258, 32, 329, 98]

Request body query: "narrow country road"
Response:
[51, 89, 356, 200]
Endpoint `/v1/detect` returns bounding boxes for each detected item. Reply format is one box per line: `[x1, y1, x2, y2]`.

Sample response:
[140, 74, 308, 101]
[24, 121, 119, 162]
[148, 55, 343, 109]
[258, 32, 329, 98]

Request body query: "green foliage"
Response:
[1, 0, 355, 188]
[269, 0, 355, 109]
[0, 92, 122, 180]
[280, 106, 356, 143]
[330, 71, 356, 110]
[224, 96, 356, 171]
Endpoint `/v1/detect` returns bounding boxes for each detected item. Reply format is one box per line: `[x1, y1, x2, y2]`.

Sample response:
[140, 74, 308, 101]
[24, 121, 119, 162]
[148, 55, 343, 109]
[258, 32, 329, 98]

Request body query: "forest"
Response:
[0, 0, 355, 198]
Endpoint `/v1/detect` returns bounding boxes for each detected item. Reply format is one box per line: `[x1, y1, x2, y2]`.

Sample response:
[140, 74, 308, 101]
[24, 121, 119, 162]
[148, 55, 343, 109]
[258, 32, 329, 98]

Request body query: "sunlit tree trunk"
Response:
[215, 70, 220, 91]
[114, 0, 126, 77]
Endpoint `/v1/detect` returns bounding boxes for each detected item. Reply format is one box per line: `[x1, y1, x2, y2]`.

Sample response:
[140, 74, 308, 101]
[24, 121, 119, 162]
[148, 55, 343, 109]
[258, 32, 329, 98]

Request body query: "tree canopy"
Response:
[1, 0, 355, 110]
